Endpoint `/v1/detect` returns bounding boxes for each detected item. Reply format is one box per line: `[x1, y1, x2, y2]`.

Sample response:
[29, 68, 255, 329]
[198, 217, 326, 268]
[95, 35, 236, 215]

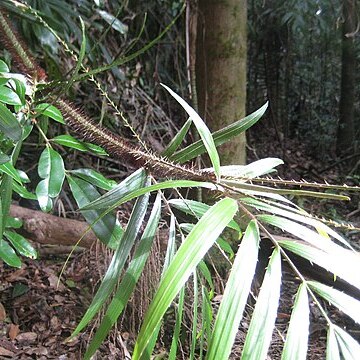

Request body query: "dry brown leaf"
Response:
[8, 324, 20, 340]
[16, 332, 37, 343]
[0, 302, 6, 321]
[0, 346, 15, 358]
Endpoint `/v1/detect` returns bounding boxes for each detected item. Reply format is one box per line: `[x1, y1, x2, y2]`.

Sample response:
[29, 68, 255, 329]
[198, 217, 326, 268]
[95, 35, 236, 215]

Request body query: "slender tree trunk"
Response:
[337, 0, 356, 155]
[196, 0, 247, 165]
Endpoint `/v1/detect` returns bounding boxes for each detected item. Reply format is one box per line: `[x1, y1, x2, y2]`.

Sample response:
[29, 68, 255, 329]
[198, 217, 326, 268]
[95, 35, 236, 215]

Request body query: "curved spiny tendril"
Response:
[0, 8, 46, 81]
[56, 99, 216, 182]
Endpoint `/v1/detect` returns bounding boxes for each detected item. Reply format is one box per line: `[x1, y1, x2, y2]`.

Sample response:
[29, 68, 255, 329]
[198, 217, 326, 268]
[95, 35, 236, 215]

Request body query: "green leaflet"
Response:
[133, 197, 238, 359]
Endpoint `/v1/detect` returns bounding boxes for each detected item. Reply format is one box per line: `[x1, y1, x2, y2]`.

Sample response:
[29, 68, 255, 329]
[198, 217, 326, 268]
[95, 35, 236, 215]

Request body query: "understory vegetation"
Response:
[0, 1, 359, 359]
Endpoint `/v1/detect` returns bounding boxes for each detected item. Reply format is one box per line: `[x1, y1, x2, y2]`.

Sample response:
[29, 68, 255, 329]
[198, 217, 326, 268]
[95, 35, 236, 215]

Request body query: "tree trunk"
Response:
[196, 0, 247, 165]
[337, 0, 356, 155]
[9, 204, 97, 248]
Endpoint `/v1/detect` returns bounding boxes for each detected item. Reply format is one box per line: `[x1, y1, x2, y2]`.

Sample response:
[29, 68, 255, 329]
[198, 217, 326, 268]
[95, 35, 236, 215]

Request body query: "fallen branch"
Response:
[9, 204, 97, 248]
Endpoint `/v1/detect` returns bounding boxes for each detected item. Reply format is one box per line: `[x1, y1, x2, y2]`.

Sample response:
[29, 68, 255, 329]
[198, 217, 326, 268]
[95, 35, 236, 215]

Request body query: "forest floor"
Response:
[0, 128, 359, 359]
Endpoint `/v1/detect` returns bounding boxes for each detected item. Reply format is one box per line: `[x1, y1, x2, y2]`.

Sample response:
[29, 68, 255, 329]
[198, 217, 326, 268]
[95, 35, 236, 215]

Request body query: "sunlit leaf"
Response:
[207, 220, 260, 360]
[278, 239, 360, 291]
[0, 152, 10, 165]
[213, 158, 283, 179]
[0, 59, 9, 72]
[333, 325, 360, 359]
[13, 181, 37, 200]
[281, 284, 309, 360]
[5, 216, 22, 229]
[169, 198, 240, 231]
[171, 103, 268, 163]
[0, 161, 23, 183]
[326, 326, 341, 360]
[133, 198, 238, 359]
[35, 179, 52, 212]
[38, 147, 65, 197]
[308, 281, 360, 324]
[242, 247, 281, 359]
[0, 85, 21, 105]
[242, 198, 353, 249]
[161, 83, 221, 180]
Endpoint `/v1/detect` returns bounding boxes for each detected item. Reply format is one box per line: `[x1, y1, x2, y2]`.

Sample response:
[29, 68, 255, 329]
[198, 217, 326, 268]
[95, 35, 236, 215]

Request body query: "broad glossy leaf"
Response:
[4, 230, 37, 259]
[0, 102, 22, 141]
[67, 176, 123, 248]
[242, 247, 282, 359]
[16, 169, 30, 183]
[0, 86, 22, 105]
[0, 239, 21, 267]
[5, 216, 22, 229]
[207, 220, 260, 360]
[84, 192, 161, 359]
[162, 84, 220, 180]
[171, 103, 268, 163]
[70, 168, 116, 190]
[308, 281, 360, 324]
[34, 103, 65, 124]
[38, 147, 65, 197]
[12, 182, 37, 200]
[72, 181, 149, 339]
[52, 135, 107, 155]
[281, 284, 309, 360]
[0, 162, 24, 183]
[35, 179, 52, 212]
[133, 198, 238, 359]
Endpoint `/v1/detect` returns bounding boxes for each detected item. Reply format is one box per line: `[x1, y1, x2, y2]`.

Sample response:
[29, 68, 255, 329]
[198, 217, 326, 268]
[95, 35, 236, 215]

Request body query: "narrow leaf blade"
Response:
[242, 247, 282, 359]
[132, 198, 238, 359]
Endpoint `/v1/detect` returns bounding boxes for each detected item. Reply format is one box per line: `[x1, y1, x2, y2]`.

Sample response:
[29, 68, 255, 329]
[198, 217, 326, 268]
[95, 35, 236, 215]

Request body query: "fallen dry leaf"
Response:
[0, 346, 15, 358]
[8, 324, 20, 340]
[0, 302, 6, 321]
[16, 332, 37, 343]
